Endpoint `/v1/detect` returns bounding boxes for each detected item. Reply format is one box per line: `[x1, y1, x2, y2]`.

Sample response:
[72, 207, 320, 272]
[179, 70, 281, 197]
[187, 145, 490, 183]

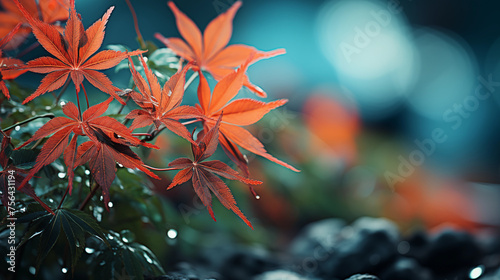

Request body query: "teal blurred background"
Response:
[9, 0, 500, 258]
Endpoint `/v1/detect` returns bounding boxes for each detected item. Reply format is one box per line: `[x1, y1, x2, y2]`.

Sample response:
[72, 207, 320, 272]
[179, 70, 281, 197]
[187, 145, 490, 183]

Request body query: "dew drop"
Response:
[14, 126, 20, 131]
[255, 195, 261, 200]
[120, 230, 135, 243]
[117, 163, 124, 168]
[18, 108, 24, 113]
[469, 266, 484, 279]
[58, 172, 66, 179]
[59, 101, 66, 106]
[84, 170, 90, 175]
[61, 267, 68, 274]
[144, 253, 153, 264]
[108, 202, 113, 208]
[29, 266, 36, 275]
[45, 106, 52, 110]
[85, 247, 95, 254]
[167, 229, 177, 239]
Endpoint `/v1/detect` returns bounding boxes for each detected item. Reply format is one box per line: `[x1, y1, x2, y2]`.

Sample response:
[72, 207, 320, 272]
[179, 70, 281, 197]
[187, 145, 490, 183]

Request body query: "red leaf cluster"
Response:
[16, 98, 159, 209]
[8, 0, 297, 227]
[14, 0, 144, 104]
[125, 54, 200, 144]
[155, 1, 285, 98]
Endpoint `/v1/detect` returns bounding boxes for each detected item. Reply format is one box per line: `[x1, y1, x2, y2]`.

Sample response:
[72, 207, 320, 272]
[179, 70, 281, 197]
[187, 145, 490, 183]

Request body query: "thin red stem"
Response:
[181, 119, 200, 126]
[81, 84, 90, 109]
[132, 133, 152, 137]
[79, 183, 99, 211]
[125, 0, 146, 49]
[75, 88, 82, 119]
[57, 186, 70, 209]
[143, 164, 178, 172]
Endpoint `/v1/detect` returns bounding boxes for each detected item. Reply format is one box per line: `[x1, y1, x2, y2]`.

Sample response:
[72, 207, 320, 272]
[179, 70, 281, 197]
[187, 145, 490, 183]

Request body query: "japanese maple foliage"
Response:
[155, 1, 285, 98]
[125, 54, 200, 144]
[16, 97, 159, 206]
[196, 55, 299, 173]
[168, 115, 262, 229]
[3, 0, 296, 232]
[14, 0, 144, 105]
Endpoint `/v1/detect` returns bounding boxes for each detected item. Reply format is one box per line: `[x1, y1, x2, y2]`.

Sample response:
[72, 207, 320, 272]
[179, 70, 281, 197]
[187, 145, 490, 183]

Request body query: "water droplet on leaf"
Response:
[120, 230, 135, 243]
[167, 229, 178, 239]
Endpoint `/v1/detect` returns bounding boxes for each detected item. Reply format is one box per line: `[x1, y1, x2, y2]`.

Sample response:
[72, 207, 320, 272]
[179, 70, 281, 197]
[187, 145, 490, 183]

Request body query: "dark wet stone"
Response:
[290, 217, 398, 278]
[403, 230, 430, 260]
[379, 257, 433, 280]
[289, 218, 346, 258]
[320, 217, 399, 279]
[344, 274, 380, 280]
[421, 228, 482, 273]
[204, 247, 280, 280]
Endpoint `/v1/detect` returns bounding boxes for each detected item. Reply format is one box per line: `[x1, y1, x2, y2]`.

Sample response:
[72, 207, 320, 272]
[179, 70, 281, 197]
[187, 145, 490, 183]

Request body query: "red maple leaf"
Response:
[125, 54, 201, 144]
[168, 115, 261, 229]
[0, 0, 70, 50]
[154, 1, 285, 98]
[16, 98, 158, 196]
[14, 0, 144, 105]
[0, 131, 53, 213]
[0, 23, 28, 99]
[196, 55, 299, 174]
[73, 134, 159, 210]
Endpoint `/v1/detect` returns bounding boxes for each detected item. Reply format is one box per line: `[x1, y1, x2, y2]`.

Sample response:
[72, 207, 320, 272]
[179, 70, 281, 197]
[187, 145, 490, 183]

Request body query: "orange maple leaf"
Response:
[168, 115, 262, 229]
[154, 1, 285, 98]
[196, 55, 299, 173]
[125, 54, 201, 144]
[0, 23, 27, 99]
[0, 0, 69, 50]
[14, 0, 144, 105]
